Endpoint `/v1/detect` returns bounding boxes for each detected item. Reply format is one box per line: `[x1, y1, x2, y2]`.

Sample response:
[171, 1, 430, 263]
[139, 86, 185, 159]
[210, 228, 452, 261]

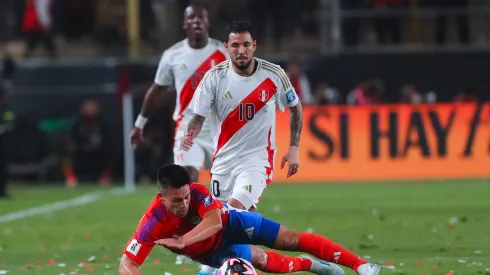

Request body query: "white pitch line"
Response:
[0, 188, 126, 223]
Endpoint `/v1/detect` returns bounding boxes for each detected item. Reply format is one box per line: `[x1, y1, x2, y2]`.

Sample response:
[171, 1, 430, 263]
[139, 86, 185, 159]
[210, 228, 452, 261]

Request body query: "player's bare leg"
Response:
[226, 169, 267, 211]
[249, 245, 344, 275]
[227, 198, 250, 211]
[270, 225, 382, 275]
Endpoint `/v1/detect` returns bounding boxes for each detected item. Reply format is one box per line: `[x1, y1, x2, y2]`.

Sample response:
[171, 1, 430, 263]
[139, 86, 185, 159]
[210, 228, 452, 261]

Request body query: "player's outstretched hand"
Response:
[281, 146, 300, 178]
[130, 128, 144, 149]
[180, 130, 194, 151]
[154, 237, 186, 250]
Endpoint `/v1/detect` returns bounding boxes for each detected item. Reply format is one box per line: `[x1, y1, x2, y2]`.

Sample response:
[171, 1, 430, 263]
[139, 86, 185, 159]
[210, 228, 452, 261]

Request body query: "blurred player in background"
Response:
[182, 20, 302, 211]
[119, 164, 382, 275]
[130, 5, 228, 183]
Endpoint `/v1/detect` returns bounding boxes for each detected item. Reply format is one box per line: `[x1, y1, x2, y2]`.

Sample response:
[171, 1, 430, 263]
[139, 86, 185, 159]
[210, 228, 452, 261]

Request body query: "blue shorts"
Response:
[198, 208, 280, 267]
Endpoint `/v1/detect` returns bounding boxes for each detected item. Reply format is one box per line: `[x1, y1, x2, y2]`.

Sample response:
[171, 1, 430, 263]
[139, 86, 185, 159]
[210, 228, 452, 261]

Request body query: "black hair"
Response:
[157, 164, 191, 191]
[225, 21, 254, 40]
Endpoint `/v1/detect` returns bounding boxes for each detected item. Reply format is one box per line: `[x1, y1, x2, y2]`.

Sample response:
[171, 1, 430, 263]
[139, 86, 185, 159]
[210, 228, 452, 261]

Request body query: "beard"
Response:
[233, 59, 252, 71]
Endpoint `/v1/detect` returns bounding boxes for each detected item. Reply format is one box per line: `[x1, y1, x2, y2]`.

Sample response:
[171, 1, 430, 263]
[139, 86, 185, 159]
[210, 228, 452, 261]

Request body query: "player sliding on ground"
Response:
[119, 164, 382, 275]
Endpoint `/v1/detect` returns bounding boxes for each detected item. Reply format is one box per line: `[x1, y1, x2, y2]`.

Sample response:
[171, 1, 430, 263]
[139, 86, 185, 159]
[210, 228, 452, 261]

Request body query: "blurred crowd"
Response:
[0, 0, 489, 58]
[283, 57, 483, 105]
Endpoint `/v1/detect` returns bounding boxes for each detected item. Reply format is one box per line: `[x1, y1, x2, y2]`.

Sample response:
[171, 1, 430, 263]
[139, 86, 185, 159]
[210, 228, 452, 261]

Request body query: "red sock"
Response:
[264, 251, 312, 273]
[299, 233, 367, 272]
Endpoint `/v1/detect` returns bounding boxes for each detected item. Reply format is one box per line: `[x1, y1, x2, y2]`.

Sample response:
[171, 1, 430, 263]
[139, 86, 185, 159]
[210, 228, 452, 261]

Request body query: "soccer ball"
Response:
[217, 258, 257, 275]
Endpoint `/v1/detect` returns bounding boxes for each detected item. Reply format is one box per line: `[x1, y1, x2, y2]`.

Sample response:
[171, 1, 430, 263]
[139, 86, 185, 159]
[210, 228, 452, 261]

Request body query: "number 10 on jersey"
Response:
[238, 102, 255, 121]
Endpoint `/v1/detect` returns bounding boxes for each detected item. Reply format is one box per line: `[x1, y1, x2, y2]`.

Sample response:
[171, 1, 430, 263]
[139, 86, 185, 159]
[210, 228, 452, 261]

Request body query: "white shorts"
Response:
[210, 166, 271, 210]
[173, 131, 214, 170]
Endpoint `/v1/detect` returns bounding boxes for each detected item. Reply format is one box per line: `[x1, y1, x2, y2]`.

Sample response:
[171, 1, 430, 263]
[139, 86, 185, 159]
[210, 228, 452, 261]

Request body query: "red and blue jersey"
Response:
[123, 183, 229, 265]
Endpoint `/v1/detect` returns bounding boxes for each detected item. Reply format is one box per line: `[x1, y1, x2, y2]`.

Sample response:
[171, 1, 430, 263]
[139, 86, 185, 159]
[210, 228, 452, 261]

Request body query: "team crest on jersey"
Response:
[191, 216, 201, 225]
[259, 89, 270, 102]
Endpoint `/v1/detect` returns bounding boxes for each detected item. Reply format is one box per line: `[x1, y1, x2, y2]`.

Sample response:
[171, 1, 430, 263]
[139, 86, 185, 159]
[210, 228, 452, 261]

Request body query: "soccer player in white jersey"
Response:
[182, 20, 303, 212]
[130, 5, 228, 182]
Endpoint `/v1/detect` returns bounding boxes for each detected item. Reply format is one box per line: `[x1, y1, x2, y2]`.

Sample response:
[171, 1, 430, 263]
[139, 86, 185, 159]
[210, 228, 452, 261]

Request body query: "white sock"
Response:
[198, 265, 218, 275]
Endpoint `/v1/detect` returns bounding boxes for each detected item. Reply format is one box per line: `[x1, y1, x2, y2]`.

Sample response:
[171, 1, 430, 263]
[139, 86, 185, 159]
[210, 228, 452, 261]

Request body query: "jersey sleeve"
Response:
[190, 71, 215, 118]
[273, 66, 300, 111]
[122, 214, 157, 266]
[154, 51, 173, 86]
[192, 184, 222, 218]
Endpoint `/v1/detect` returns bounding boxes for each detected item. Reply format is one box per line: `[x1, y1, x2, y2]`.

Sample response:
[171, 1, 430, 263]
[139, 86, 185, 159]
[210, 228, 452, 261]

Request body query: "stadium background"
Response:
[0, 0, 489, 275]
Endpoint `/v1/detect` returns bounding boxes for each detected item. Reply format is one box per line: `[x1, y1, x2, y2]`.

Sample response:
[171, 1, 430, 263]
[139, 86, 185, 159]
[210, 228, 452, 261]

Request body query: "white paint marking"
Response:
[0, 188, 126, 223]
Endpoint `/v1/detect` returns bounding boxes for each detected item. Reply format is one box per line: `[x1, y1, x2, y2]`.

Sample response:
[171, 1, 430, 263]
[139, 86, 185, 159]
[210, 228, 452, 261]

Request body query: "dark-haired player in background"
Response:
[119, 164, 382, 275]
[130, 5, 228, 183]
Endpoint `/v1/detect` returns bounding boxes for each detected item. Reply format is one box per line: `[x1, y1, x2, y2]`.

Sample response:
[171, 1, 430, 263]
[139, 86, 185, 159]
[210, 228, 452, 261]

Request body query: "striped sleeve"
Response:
[123, 207, 166, 266]
[262, 62, 299, 110]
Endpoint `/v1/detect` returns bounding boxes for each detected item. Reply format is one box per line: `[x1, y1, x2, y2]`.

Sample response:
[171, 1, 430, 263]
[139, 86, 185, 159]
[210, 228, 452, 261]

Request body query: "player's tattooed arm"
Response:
[186, 114, 206, 138]
[289, 101, 303, 147]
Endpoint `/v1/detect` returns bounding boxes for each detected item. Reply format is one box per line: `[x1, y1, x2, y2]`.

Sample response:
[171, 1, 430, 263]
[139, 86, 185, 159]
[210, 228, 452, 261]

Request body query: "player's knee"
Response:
[230, 191, 255, 210]
[227, 198, 247, 210]
[250, 246, 268, 271]
[275, 227, 300, 251]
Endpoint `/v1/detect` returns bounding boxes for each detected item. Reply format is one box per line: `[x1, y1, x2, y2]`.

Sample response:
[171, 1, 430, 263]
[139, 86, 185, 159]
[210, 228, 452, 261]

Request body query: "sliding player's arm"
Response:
[181, 208, 222, 246]
[120, 214, 159, 274]
[155, 185, 223, 249]
[130, 51, 173, 148]
[181, 71, 216, 151]
[119, 254, 142, 275]
[275, 67, 302, 177]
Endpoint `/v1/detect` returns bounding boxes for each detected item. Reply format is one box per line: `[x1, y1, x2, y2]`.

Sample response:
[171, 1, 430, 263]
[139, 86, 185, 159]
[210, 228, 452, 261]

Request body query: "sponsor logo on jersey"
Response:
[126, 239, 142, 256]
[223, 91, 233, 99]
[286, 89, 296, 105]
[245, 227, 255, 239]
[242, 184, 253, 193]
[202, 196, 214, 207]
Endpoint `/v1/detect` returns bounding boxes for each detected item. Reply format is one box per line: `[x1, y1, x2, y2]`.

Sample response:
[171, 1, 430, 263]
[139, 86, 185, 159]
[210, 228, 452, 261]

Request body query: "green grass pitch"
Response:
[1, 180, 489, 275]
